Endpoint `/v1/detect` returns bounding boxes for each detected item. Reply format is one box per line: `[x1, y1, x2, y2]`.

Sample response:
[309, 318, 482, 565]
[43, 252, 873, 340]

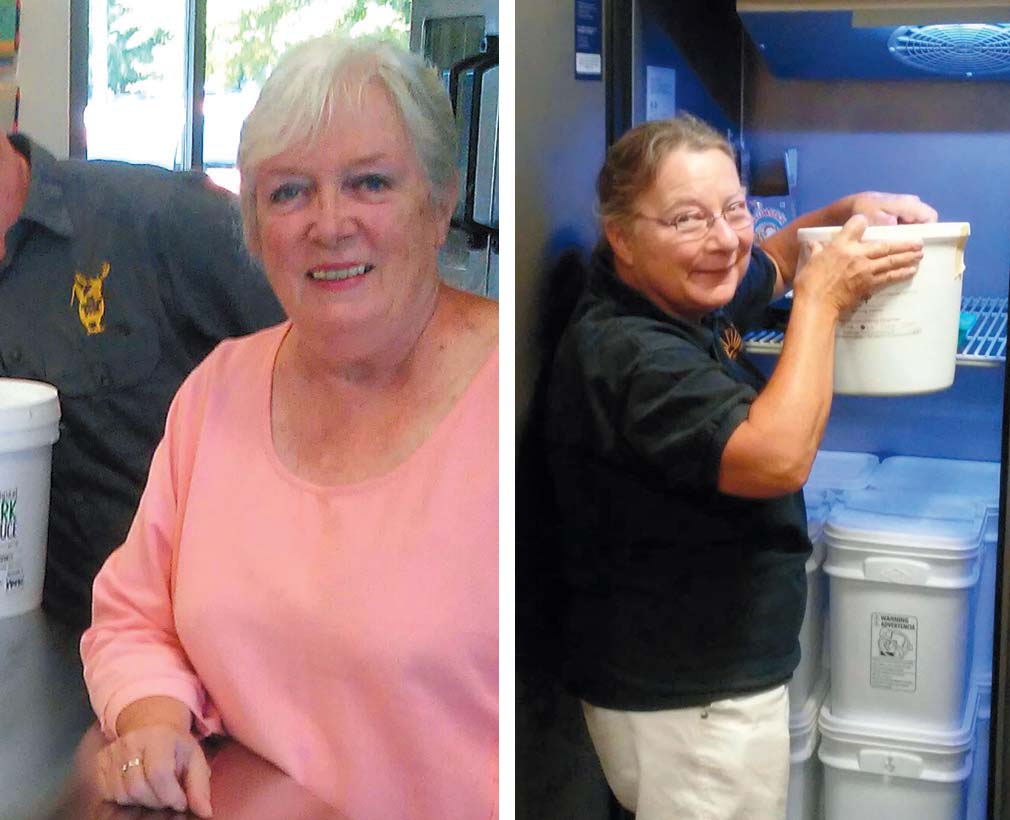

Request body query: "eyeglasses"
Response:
[635, 200, 754, 241]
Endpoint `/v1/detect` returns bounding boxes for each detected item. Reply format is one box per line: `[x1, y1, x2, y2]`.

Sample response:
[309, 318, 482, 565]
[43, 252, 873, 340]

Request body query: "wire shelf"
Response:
[743, 296, 1008, 367]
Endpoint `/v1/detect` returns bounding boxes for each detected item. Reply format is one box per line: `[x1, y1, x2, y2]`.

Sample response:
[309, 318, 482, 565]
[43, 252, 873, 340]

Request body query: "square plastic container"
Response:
[818, 693, 975, 820]
[868, 457, 999, 683]
[965, 679, 992, 820]
[804, 450, 880, 507]
[823, 490, 984, 732]
[787, 675, 827, 820]
[791, 492, 830, 717]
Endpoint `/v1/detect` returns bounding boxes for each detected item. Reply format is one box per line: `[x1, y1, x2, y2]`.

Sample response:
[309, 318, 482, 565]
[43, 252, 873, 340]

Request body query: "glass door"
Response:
[80, 0, 412, 189]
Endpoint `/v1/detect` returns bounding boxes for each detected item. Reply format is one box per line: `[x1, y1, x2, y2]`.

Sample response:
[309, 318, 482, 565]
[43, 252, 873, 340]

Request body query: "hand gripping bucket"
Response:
[797, 222, 970, 396]
[0, 379, 60, 617]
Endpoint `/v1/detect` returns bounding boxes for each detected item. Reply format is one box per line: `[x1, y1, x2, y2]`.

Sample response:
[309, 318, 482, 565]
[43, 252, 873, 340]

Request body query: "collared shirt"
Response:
[0, 135, 285, 627]
[545, 245, 810, 710]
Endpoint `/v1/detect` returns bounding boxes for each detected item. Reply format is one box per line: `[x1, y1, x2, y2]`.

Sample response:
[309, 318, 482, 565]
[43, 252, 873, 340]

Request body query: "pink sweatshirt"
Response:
[81, 323, 499, 819]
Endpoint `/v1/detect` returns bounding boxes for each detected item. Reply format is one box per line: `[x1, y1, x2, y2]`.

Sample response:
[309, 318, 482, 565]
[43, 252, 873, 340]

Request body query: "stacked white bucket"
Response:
[862, 457, 997, 820]
[787, 451, 996, 820]
[787, 450, 880, 819]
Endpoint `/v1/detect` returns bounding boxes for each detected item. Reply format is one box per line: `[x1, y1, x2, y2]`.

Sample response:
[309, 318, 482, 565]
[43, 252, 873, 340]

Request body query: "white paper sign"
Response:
[646, 66, 677, 121]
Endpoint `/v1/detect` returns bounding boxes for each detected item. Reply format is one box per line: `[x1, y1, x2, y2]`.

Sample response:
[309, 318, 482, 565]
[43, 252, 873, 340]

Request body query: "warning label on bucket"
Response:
[871, 612, 917, 691]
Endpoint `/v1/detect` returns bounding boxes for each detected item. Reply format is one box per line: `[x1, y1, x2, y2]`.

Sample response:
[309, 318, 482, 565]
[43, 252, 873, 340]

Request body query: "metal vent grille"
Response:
[888, 24, 1010, 77]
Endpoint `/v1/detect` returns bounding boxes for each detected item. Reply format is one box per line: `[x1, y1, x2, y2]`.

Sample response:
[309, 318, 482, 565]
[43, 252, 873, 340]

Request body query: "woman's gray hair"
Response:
[238, 34, 457, 255]
[597, 113, 735, 234]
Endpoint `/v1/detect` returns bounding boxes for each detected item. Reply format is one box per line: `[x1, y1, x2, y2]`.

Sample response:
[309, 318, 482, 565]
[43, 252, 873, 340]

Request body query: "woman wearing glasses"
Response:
[544, 114, 935, 820]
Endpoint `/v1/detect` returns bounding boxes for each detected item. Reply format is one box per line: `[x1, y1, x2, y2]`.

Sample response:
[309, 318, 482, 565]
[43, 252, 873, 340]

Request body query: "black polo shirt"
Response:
[0, 135, 285, 628]
[545, 245, 810, 710]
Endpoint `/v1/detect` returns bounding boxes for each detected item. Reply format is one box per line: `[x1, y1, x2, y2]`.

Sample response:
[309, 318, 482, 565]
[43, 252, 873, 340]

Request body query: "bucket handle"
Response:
[863, 557, 930, 585]
[857, 749, 924, 777]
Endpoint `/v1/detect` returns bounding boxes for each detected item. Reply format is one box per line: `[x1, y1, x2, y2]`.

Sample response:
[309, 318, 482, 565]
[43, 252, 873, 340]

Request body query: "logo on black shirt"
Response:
[721, 323, 743, 360]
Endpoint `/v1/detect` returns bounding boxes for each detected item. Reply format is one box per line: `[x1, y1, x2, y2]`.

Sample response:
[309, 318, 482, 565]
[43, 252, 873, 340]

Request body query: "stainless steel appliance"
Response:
[410, 0, 499, 298]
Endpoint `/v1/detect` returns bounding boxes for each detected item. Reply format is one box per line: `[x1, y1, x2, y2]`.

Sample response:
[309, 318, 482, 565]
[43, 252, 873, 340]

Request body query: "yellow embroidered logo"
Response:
[721, 323, 743, 360]
[71, 262, 110, 335]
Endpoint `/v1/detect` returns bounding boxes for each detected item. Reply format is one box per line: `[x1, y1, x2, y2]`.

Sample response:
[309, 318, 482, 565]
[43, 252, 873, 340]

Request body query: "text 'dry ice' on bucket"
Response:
[0, 379, 60, 617]
[797, 222, 970, 396]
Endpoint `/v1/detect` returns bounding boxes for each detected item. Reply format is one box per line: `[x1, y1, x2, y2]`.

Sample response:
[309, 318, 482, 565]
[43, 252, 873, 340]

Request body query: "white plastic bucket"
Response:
[791, 494, 828, 716]
[823, 490, 983, 732]
[818, 697, 974, 820]
[787, 675, 826, 820]
[804, 450, 880, 507]
[797, 222, 970, 396]
[868, 457, 999, 682]
[966, 680, 991, 820]
[0, 379, 60, 617]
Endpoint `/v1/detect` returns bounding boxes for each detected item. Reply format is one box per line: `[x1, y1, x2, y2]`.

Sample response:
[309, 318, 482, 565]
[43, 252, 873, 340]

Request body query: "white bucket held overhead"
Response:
[797, 222, 970, 396]
[0, 379, 60, 618]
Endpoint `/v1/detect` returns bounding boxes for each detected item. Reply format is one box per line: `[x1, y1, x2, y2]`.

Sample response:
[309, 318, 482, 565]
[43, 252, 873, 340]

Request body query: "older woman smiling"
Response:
[545, 114, 934, 819]
[81, 36, 498, 819]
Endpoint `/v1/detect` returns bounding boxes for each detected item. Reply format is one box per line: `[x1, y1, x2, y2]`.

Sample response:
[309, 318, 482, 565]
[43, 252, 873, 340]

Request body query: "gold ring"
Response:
[121, 757, 143, 775]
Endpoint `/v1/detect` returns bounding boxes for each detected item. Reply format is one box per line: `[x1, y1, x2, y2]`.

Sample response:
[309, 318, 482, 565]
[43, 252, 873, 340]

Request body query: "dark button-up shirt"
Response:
[1, 135, 285, 627]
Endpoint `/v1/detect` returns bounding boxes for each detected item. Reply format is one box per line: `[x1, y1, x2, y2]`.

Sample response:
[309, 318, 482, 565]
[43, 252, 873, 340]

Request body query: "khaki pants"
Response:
[582, 685, 790, 820]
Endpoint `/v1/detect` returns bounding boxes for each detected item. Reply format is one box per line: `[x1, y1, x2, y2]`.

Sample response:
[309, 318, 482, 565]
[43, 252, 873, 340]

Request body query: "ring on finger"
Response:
[121, 756, 143, 775]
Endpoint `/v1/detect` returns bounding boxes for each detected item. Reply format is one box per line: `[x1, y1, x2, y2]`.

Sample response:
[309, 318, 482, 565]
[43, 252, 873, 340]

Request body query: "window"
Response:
[71, 0, 411, 191]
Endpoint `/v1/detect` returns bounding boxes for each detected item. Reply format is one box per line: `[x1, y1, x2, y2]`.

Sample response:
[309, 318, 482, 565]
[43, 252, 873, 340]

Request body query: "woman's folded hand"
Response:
[96, 695, 213, 817]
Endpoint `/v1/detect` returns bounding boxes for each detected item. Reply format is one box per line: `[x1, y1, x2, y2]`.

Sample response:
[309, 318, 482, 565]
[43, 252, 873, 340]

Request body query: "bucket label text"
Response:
[0, 488, 23, 596]
[870, 611, 917, 692]
[0, 489, 15, 541]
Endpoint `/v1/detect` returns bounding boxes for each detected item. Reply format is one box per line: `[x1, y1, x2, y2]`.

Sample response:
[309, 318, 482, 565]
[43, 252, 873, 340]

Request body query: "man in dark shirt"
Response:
[0, 132, 285, 628]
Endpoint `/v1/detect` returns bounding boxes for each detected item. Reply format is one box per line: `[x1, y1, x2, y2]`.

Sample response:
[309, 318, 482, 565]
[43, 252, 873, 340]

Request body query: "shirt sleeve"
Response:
[80, 366, 224, 741]
[151, 173, 285, 346]
[619, 332, 757, 490]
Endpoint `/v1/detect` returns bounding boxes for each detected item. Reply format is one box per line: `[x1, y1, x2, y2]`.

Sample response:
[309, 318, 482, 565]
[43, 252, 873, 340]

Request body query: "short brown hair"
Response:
[597, 113, 735, 232]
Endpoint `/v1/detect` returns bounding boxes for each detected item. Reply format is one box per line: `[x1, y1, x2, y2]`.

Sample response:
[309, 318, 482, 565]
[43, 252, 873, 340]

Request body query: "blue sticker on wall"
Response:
[575, 0, 602, 80]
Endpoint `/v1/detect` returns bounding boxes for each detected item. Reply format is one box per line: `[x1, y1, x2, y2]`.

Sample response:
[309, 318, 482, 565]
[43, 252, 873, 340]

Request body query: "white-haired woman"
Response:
[81, 35, 498, 819]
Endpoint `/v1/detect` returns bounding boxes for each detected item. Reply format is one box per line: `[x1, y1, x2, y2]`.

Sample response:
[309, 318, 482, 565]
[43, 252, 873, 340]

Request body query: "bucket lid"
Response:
[798, 222, 970, 243]
[805, 491, 830, 562]
[824, 489, 984, 554]
[819, 697, 976, 753]
[791, 671, 828, 734]
[0, 379, 60, 433]
[819, 693, 976, 782]
[870, 457, 999, 509]
[790, 673, 828, 762]
[972, 677, 992, 720]
[805, 489, 831, 531]
[805, 450, 879, 494]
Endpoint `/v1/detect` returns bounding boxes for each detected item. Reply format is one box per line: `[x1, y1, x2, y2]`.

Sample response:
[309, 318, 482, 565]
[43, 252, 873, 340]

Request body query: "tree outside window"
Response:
[84, 0, 411, 186]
